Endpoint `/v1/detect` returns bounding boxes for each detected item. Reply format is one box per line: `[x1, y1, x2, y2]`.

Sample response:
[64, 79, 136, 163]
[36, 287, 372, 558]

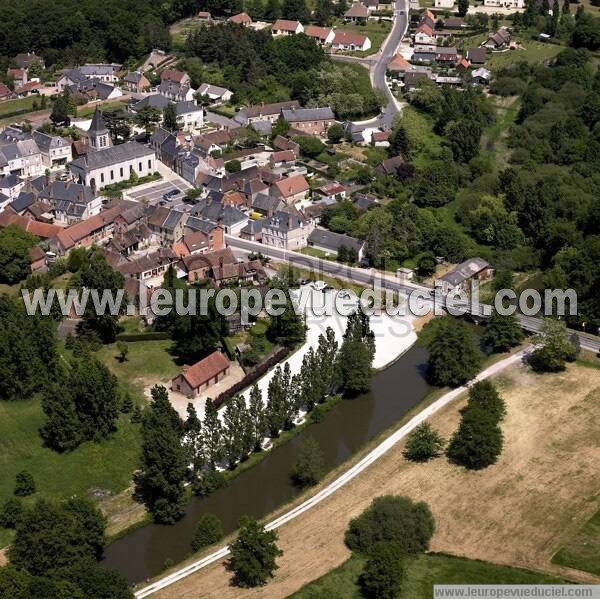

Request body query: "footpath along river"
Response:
[102, 343, 431, 583]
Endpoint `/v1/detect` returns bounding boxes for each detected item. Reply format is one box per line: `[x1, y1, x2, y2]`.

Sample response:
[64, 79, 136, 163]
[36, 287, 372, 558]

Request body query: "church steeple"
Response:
[88, 107, 111, 149]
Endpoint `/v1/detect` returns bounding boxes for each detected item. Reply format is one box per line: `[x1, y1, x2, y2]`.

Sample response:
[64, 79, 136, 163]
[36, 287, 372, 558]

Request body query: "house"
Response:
[116, 248, 179, 281]
[194, 129, 236, 158]
[31, 131, 72, 169]
[444, 17, 465, 29]
[375, 155, 405, 176]
[353, 192, 378, 212]
[363, 0, 380, 12]
[171, 351, 230, 398]
[38, 181, 102, 225]
[14, 52, 44, 70]
[484, 0, 524, 7]
[456, 57, 471, 71]
[29, 246, 47, 272]
[436, 257, 493, 294]
[56, 68, 87, 92]
[270, 174, 310, 204]
[212, 258, 266, 287]
[467, 47, 487, 64]
[281, 106, 335, 136]
[397, 267, 415, 281]
[252, 193, 284, 217]
[404, 71, 432, 91]
[387, 54, 413, 76]
[485, 29, 511, 49]
[146, 205, 188, 243]
[273, 135, 300, 157]
[123, 71, 151, 92]
[63, 72, 123, 101]
[69, 141, 156, 189]
[197, 10, 212, 19]
[0, 139, 43, 178]
[0, 210, 62, 239]
[188, 199, 248, 235]
[14, 81, 41, 98]
[79, 63, 122, 83]
[471, 67, 491, 85]
[271, 19, 304, 36]
[270, 150, 296, 168]
[235, 101, 300, 125]
[159, 69, 195, 102]
[180, 247, 236, 281]
[308, 228, 366, 261]
[436, 75, 463, 87]
[240, 219, 263, 242]
[197, 83, 234, 103]
[434, 0, 454, 7]
[331, 31, 372, 52]
[435, 47, 458, 63]
[261, 209, 314, 250]
[0, 173, 24, 199]
[371, 130, 390, 147]
[304, 26, 335, 45]
[172, 227, 225, 256]
[313, 182, 347, 203]
[415, 23, 436, 45]
[0, 83, 14, 101]
[7, 68, 27, 88]
[228, 12, 252, 25]
[344, 3, 369, 21]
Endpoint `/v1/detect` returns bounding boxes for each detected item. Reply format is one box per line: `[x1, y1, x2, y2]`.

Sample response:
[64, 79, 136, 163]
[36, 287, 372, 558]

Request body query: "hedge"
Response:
[115, 331, 170, 342]
[213, 346, 290, 408]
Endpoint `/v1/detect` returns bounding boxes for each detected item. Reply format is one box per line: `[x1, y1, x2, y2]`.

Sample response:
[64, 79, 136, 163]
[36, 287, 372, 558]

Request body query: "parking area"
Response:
[124, 179, 192, 207]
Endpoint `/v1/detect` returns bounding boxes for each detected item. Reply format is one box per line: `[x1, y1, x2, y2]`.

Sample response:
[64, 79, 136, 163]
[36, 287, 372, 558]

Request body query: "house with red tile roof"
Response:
[272, 19, 304, 36]
[344, 3, 369, 21]
[0, 211, 62, 239]
[171, 351, 231, 398]
[304, 25, 335, 45]
[331, 30, 372, 52]
[270, 174, 310, 204]
[415, 23, 435, 45]
[228, 12, 252, 25]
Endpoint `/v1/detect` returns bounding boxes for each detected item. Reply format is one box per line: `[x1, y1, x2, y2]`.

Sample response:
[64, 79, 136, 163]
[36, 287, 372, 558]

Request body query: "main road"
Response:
[226, 235, 600, 353]
[341, 0, 409, 131]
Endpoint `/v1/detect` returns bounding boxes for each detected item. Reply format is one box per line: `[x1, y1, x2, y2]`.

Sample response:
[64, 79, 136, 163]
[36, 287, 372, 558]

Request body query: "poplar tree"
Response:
[185, 403, 204, 477]
[248, 385, 266, 451]
[203, 399, 224, 469]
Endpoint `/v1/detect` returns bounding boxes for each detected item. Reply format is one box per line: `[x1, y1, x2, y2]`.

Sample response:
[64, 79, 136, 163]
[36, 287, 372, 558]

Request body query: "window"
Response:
[100, 173, 104, 183]
[120, 167, 123, 177]
[148, 159, 152, 169]
[138, 162, 142, 172]
[110, 170, 114, 181]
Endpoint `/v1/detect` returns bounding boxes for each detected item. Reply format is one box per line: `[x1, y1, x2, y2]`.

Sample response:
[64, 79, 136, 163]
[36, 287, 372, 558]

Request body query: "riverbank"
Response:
[147, 354, 600, 598]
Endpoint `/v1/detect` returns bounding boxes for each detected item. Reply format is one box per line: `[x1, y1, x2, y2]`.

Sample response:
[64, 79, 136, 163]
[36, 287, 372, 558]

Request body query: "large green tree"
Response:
[228, 517, 283, 587]
[0, 225, 37, 284]
[482, 310, 524, 353]
[337, 311, 376, 396]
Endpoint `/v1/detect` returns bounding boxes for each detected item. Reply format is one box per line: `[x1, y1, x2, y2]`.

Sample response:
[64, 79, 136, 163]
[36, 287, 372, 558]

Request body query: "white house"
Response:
[0, 139, 44, 178]
[304, 26, 336, 45]
[331, 31, 372, 52]
[434, 0, 454, 7]
[69, 141, 157, 189]
[175, 101, 205, 131]
[197, 83, 234, 103]
[271, 19, 304, 36]
[32, 131, 73, 169]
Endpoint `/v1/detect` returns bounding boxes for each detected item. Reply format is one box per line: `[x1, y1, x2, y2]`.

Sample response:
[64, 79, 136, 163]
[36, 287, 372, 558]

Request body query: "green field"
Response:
[0, 96, 43, 119]
[333, 19, 392, 56]
[486, 38, 563, 71]
[552, 508, 600, 576]
[290, 553, 570, 598]
[395, 106, 443, 169]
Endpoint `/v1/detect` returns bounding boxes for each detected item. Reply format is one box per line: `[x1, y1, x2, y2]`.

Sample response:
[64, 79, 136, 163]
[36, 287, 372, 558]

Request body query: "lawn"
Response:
[486, 38, 563, 71]
[301, 246, 334, 259]
[480, 95, 520, 168]
[552, 508, 600, 576]
[77, 100, 129, 118]
[291, 553, 569, 598]
[0, 96, 44, 119]
[333, 19, 393, 56]
[0, 399, 142, 548]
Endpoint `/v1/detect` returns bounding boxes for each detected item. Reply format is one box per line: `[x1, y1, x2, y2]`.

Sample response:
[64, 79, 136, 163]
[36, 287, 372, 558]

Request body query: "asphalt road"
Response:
[125, 179, 191, 206]
[225, 235, 600, 353]
[348, 0, 409, 132]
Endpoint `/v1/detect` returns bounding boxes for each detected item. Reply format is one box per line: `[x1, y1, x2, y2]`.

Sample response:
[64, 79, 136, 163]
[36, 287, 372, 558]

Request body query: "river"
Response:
[102, 344, 431, 584]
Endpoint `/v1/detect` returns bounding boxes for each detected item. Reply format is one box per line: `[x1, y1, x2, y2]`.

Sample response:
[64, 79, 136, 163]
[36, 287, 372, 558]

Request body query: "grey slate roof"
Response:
[0, 173, 22, 189]
[241, 219, 263, 235]
[190, 199, 246, 227]
[308, 228, 364, 253]
[264, 210, 306, 234]
[252, 193, 283, 214]
[70, 141, 154, 171]
[281, 106, 335, 123]
[439, 258, 490, 287]
[10, 191, 36, 213]
[32, 131, 70, 154]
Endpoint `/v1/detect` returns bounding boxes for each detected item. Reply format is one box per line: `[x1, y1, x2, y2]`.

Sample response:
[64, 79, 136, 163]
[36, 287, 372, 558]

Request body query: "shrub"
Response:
[191, 513, 223, 552]
[0, 498, 24, 528]
[403, 423, 445, 462]
[14, 471, 36, 497]
[192, 469, 227, 497]
[344, 495, 435, 554]
[292, 437, 325, 487]
[466, 380, 505, 422]
[359, 542, 405, 599]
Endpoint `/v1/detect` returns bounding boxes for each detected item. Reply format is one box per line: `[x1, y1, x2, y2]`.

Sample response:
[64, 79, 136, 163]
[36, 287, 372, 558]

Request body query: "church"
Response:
[69, 108, 156, 190]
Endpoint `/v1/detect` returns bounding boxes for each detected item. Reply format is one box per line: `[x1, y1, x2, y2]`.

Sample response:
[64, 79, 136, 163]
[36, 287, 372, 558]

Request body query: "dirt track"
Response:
[156, 362, 600, 598]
